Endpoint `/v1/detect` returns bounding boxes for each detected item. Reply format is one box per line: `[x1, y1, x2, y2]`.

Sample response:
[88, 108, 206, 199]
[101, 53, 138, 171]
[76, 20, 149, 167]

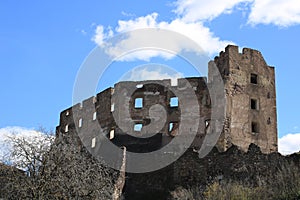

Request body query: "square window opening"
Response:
[136, 84, 143, 89]
[251, 99, 258, 110]
[251, 73, 258, 84]
[134, 98, 143, 108]
[251, 122, 259, 133]
[134, 123, 143, 132]
[170, 97, 179, 107]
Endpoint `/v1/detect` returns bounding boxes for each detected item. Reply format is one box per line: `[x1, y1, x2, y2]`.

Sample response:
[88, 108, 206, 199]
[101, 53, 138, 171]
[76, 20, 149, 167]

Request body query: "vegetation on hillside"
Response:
[0, 128, 117, 199]
[169, 161, 300, 200]
[1, 128, 300, 200]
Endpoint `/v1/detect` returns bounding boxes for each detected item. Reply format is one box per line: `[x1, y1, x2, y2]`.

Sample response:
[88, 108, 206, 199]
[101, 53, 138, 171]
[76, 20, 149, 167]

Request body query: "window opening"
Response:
[251, 73, 258, 84]
[170, 97, 179, 107]
[134, 123, 143, 132]
[134, 98, 143, 108]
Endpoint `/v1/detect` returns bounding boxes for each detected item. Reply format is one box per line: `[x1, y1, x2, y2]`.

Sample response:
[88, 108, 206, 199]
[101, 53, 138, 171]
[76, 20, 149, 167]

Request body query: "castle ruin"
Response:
[56, 45, 278, 157]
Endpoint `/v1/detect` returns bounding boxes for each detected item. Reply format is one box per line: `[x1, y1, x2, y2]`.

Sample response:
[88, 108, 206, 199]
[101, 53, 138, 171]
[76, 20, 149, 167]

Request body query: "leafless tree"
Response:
[1, 127, 117, 199]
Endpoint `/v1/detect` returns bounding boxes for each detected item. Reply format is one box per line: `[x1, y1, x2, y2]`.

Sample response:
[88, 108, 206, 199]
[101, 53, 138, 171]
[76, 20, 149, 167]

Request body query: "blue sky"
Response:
[0, 0, 300, 154]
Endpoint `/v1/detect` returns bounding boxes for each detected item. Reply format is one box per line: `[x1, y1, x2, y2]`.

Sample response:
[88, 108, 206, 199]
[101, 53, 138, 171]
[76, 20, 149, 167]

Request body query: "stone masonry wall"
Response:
[54, 45, 279, 199]
[56, 45, 277, 154]
[57, 77, 211, 154]
[212, 45, 278, 153]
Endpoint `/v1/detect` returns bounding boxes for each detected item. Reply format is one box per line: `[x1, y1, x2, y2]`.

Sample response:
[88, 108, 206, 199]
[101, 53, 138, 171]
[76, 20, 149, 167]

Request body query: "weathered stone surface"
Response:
[57, 45, 277, 154]
[123, 144, 300, 200]
[54, 45, 279, 199]
[213, 45, 278, 153]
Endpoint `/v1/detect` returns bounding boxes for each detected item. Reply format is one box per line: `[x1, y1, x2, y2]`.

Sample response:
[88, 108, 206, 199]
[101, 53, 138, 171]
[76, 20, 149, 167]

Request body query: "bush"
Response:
[204, 182, 269, 200]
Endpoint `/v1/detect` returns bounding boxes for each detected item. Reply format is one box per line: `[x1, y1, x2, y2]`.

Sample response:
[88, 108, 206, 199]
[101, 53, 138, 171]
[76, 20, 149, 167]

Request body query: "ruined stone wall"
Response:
[212, 45, 278, 153]
[57, 77, 211, 154]
[54, 45, 279, 199]
[122, 144, 298, 200]
[56, 45, 277, 155]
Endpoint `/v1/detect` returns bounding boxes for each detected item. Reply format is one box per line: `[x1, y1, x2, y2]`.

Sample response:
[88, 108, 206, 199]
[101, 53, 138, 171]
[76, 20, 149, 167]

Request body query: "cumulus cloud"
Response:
[120, 65, 184, 84]
[92, 13, 233, 61]
[173, 0, 300, 27]
[248, 0, 300, 27]
[91, 0, 300, 62]
[174, 0, 300, 27]
[278, 133, 300, 155]
[92, 25, 114, 47]
[173, 0, 251, 22]
[116, 13, 159, 32]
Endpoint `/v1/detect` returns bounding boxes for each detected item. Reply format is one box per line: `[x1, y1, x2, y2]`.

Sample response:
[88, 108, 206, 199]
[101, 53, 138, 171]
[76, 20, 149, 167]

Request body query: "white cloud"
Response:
[116, 13, 159, 31]
[173, 0, 251, 22]
[92, 25, 113, 47]
[248, 0, 300, 27]
[92, 13, 234, 61]
[120, 65, 184, 82]
[173, 0, 300, 27]
[161, 19, 233, 55]
[92, 0, 300, 62]
[278, 133, 300, 155]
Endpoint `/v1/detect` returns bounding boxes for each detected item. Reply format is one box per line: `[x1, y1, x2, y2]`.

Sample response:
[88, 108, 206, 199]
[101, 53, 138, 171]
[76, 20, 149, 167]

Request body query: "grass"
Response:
[169, 161, 300, 200]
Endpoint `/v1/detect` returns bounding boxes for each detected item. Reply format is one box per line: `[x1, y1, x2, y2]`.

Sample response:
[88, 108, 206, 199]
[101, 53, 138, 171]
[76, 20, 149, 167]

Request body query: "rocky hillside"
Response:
[1, 143, 300, 199]
[124, 144, 300, 200]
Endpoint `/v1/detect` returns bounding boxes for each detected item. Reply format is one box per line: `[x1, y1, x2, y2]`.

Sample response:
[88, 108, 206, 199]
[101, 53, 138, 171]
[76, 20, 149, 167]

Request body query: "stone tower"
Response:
[210, 45, 278, 153]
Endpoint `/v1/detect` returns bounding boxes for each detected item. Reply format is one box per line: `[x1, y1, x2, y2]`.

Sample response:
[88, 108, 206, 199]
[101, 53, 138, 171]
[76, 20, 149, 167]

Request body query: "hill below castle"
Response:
[1, 141, 300, 200]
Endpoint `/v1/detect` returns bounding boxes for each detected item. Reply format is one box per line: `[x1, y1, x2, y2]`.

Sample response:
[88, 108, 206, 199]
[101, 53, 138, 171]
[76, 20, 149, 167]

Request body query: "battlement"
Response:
[60, 77, 208, 120]
[215, 45, 265, 61]
[56, 45, 278, 154]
